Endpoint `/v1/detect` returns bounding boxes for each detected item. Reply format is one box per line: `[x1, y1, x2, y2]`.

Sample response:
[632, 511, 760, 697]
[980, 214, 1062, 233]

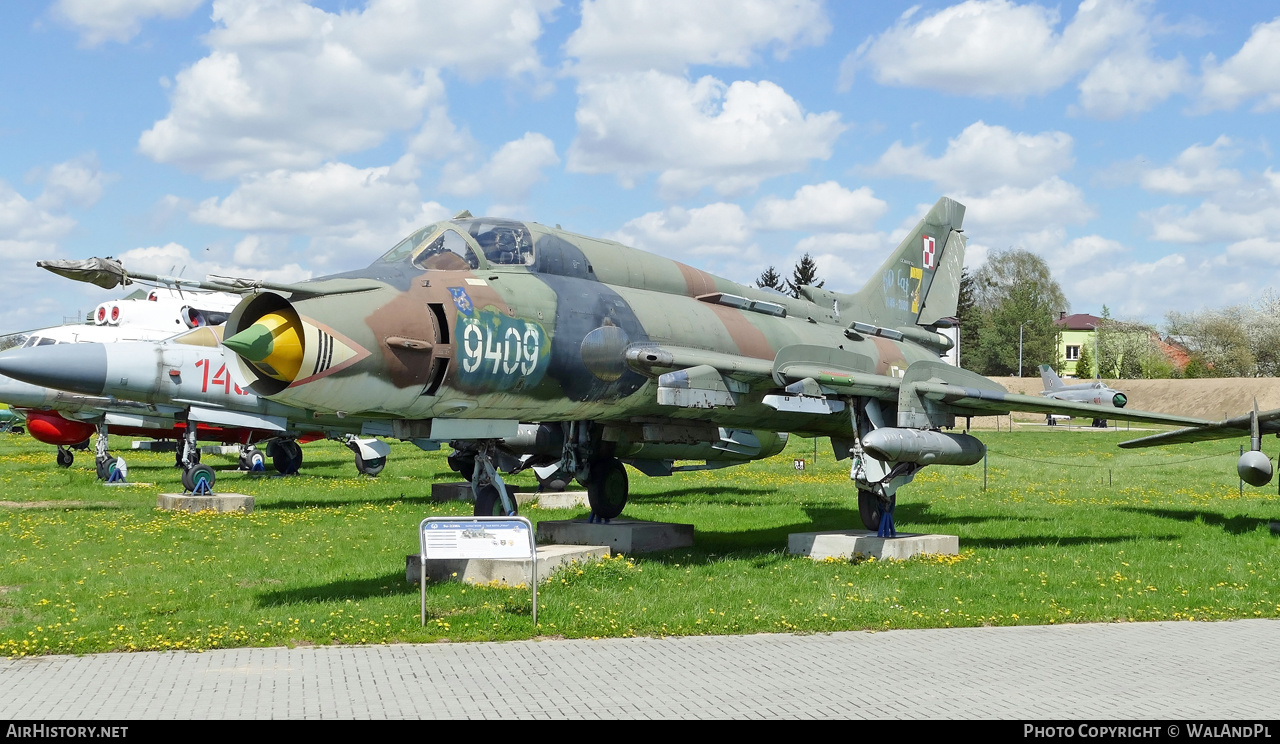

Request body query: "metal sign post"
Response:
[419, 516, 538, 627]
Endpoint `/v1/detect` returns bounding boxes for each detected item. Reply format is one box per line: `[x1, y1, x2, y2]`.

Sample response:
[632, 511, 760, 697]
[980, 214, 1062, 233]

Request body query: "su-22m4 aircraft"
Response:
[1038, 364, 1128, 427]
[42, 199, 1213, 534]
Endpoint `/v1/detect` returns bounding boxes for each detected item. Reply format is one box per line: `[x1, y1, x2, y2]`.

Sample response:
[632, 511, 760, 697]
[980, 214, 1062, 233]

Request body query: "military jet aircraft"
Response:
[1038, 364, 1127, 427]
[38, 199, 1212, 533]
[0, 324, 397, 490]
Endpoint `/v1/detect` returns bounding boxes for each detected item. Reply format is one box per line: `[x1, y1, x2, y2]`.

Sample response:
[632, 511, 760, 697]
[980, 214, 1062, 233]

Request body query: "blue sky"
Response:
[2, 0, 1279, 332]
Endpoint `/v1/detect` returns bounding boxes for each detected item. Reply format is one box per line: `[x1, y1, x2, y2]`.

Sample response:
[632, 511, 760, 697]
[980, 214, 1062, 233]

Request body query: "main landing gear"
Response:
[850, 401, 919, 538]
[267, 440, 303, 475]
[534, 422, 630, 521]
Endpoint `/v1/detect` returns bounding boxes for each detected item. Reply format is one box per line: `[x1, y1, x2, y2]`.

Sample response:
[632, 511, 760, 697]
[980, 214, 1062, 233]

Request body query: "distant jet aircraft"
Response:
[1038, 364, 1127, 428]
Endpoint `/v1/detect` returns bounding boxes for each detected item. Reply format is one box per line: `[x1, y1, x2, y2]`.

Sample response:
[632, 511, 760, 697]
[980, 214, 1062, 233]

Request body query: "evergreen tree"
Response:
[1074, 341, 1094, 379]
[956, 267, 981, 372]
[755, 265, 784, 292]
[786, 253, 824, 299]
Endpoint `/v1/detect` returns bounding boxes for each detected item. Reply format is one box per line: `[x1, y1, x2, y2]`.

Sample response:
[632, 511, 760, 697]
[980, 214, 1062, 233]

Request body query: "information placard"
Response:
[419, 516, 537, 626]
[422, 519, 532, 560]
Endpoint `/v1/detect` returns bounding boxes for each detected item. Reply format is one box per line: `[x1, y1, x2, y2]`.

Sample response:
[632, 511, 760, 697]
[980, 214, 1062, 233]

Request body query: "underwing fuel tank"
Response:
[860, 428, 985, 466]
[1237, 450, 1273, 487]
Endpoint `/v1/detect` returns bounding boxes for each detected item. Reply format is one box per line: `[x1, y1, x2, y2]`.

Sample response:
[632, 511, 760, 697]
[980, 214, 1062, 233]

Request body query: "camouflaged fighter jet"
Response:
[37, 199, 1214, 533]
[1038, 364, 1128, 427]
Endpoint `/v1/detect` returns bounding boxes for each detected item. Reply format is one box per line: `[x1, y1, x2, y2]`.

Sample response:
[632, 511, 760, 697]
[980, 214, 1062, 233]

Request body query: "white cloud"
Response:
[867, 121, 1074, 193]
[564, 0, 829, 74]
[844, 0, 1186, 118]
[31, 154, 112, 210]
[139, 0, 558, 177]
[1050, 234, 1126, 270]
[1137, 136, 1242, 195]
[1198, 17, 1280, 112]
[752, 182, 887, 232]
[607, 203, 752, 260]
[118, 242, 311, 284]
[52, 0, 204, 47]
[845, 0, 1146, 97]
[961, 178, 1094, 235]
[186, 160, 451, 268]
[0, 182, 77, 243]
[795, 231, 889, 256]
[567, 72, 844, 198]
[1224, 237, 1280, 267]
[1074, 47, 1188, 118]
[442, 133, 560, 204]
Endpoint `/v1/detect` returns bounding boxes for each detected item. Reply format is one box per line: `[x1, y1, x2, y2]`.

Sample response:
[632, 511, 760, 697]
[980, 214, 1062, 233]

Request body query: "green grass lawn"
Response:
[0, 426, 1277, 656]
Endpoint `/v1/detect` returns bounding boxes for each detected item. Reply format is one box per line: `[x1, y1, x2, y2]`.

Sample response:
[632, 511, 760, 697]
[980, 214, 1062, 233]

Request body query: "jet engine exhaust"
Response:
[1237, 450, 1272, 487]
[861, 428, 986, 466]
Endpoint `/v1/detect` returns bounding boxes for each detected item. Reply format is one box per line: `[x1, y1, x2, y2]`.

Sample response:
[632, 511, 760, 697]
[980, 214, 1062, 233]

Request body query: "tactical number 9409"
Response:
[461, 321, 540, 375]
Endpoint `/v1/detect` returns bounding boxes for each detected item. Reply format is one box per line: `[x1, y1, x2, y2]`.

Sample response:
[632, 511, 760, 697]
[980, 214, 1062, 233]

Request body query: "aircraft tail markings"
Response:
[846, 197, 966, 331]
[1039, 363, 1064, 390]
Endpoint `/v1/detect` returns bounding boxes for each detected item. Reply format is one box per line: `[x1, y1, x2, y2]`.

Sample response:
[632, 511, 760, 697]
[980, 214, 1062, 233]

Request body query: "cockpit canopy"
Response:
[376, 218, 535, 272]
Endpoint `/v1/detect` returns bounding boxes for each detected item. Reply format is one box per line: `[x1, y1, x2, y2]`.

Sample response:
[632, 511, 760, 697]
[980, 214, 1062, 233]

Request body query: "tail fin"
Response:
[1039, 363, 1064, 390]
[844, 197, 966, 330]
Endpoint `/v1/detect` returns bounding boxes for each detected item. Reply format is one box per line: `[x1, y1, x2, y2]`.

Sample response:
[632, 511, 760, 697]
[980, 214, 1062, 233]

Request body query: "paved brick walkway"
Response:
[2, 619, 1278, 719]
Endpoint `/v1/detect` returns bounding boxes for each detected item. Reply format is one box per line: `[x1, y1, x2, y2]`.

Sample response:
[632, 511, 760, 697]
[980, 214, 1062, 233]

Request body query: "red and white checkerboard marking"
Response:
[922, 235, 936, 269]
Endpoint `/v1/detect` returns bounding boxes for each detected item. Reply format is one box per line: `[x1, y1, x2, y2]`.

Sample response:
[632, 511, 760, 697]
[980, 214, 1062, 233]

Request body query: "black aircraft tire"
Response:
[182, 464, 216, 493]
[56, 449, 73, 468]
[585, 458, 629, 520]
[858, 491, 896, 531]
[272, 441, 303, 475]
[355, 454, 386, 477]
[12, 426, 22, 436]
[95, 457, 110, 481]
[473, 484, 515, 517]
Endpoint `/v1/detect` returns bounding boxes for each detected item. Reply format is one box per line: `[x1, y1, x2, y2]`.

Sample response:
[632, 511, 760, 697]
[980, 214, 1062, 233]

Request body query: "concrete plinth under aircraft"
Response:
[537, 519, 694, 555]
[788, 530, 959, 561]
[429, 481, 588, 509]
[156, 493, 254, 514]
[407, 544, 609, 586]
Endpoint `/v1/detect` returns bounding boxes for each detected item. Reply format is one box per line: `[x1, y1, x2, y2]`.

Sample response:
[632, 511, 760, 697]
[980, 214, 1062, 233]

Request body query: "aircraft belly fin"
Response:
[187, 405, 288, 432]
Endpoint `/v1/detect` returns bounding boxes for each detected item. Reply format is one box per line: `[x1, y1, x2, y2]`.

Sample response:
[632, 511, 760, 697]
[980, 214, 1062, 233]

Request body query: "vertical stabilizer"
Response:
[849, 197, 966, 330]
[1039, 363, 1064, 390]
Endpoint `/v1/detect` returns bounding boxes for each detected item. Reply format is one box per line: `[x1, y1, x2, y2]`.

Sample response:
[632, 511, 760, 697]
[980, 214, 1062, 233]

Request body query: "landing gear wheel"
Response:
[858, 490, 895, 531]
[584, 458, 629, 520]
[239, 447, 266, 472]
[11, 426, 22, 436]
[536, 473, 567, 492]
[354, 453, 386, 477]
[181, 463, 216, 493]
[473, 484, 515, 516]
[269, 441, 303, 475]
[56, 448, 73, 468]
[95, 457, 111, 481]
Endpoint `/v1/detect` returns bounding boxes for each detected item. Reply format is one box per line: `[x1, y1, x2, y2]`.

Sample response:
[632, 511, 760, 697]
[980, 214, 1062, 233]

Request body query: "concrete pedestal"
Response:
[429, 481, 587, 508]
[406, 544, 609, 586]
[200, 445, 240, 456]
[537, 519, 694, 554]
[156, 493, 254, 514]
[529, 491, 589, 509]
[131, 440, 177, 452]
[788, 530, 958, 561]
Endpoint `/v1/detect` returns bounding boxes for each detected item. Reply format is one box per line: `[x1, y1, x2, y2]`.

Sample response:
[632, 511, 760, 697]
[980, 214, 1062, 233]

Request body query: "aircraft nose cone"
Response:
[223, 323, 275, 361]
[0, 344, 107, 396]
